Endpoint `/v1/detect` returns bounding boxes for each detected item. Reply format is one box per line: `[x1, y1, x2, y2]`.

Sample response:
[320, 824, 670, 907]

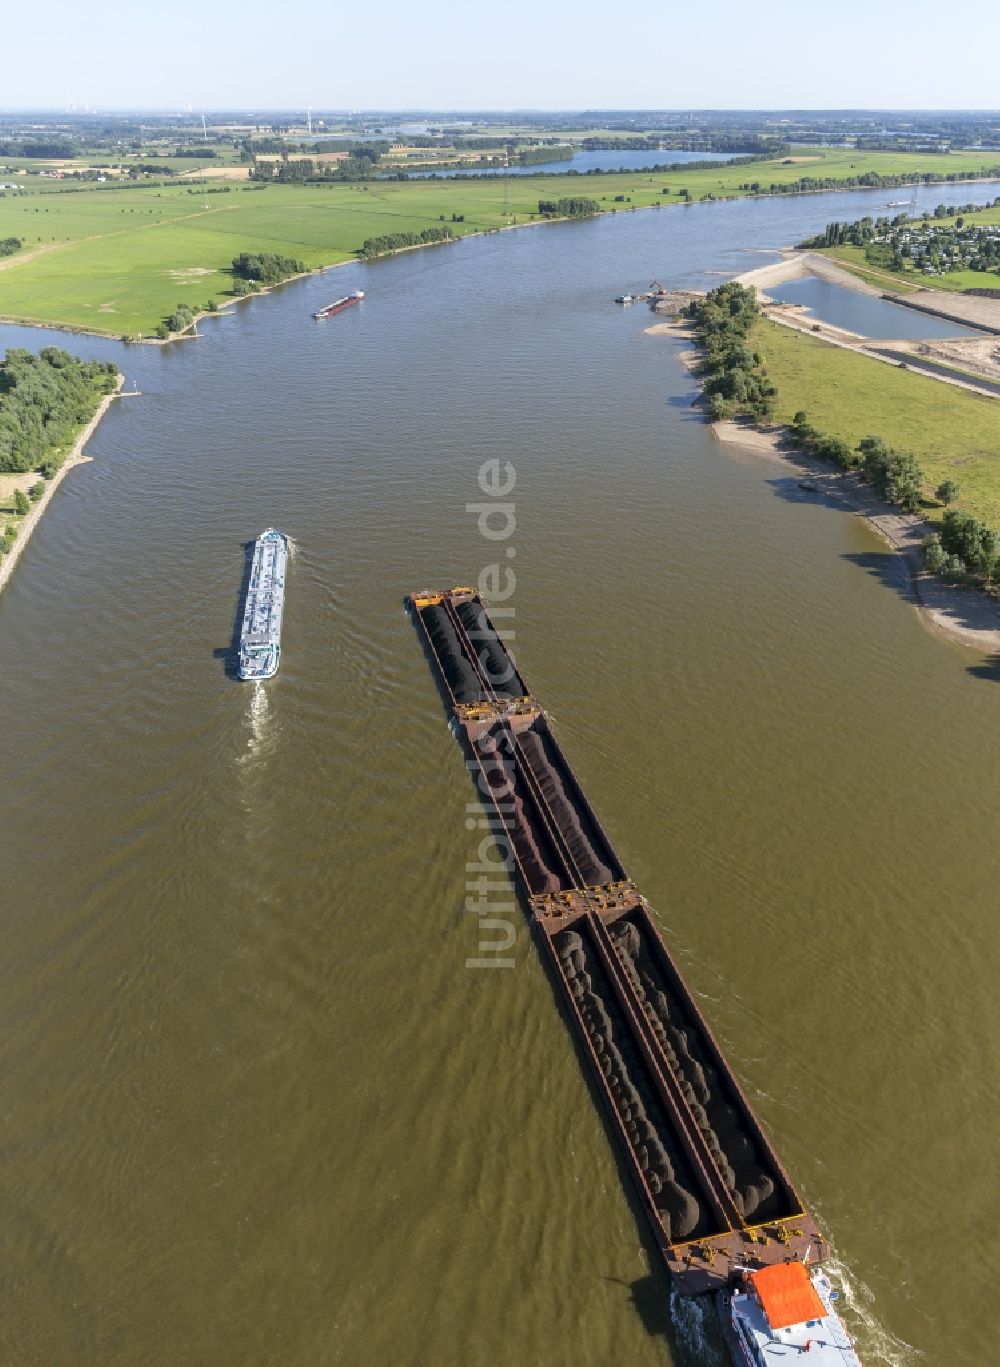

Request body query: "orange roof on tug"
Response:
[749, 1262, 826, 1331]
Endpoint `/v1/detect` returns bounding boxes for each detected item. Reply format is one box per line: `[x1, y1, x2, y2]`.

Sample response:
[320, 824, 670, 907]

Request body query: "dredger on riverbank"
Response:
[408, 586, 862, 1366]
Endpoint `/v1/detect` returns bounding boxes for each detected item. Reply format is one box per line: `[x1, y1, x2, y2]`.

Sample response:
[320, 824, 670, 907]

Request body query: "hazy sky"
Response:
[5, 0, 1000, 111]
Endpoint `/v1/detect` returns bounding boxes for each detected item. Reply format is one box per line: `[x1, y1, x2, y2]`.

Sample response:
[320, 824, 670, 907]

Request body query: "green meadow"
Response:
[1, 146, 999, 336]
[758, 318, 1000, 527]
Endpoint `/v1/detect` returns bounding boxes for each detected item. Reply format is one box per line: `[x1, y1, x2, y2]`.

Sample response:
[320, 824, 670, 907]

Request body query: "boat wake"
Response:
[239, 680, 272, 765]
[668, 1285, 726, 1365]
[823, 1256, 922, 1367]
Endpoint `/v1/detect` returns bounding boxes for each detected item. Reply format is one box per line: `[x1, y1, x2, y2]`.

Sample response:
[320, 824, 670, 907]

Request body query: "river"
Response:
[396, 148, 734, 177]
[1, 179, 999, 1367]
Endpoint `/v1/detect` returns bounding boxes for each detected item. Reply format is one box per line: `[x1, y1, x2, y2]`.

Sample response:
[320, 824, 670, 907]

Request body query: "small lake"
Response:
[765, 274, 982, 339]
[399, 148, 735, 178]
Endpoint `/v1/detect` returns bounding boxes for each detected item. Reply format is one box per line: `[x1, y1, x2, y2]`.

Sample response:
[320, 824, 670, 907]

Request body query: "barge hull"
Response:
[408, 587, 828, 1296]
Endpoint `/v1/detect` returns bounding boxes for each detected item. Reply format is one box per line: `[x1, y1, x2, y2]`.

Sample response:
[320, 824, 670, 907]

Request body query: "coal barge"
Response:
[409, 586, 862, 1364]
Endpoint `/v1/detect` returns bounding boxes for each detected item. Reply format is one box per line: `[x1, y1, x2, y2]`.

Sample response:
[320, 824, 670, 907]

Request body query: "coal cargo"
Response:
[453, 599, 527, 700]
[408, 586, 829, 1302]
[515, 720, 622, 887]
[555, 925, 707, 1243]
[419, 602, 483, 705]
[610, 913, 793, 1223]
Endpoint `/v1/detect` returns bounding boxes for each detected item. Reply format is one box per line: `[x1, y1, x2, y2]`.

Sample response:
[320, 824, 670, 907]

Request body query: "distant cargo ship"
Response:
[312, 289, 364, 319]
[238, 529, 288, 681]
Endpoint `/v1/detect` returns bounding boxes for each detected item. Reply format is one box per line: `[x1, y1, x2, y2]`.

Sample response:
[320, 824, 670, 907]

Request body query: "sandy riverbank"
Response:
[735, 249, 886, 297]
[737, 248, 1000, 333]
[0, 377, 123, 599]
[714, 419, 1000, 651]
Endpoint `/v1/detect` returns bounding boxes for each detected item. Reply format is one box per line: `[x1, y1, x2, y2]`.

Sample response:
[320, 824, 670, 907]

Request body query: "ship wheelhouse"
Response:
[728, 1262, 862, 1366]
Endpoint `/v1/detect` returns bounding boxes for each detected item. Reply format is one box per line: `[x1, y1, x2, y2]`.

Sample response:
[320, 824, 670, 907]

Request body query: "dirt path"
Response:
[890, 335, 1000, 383]
[0, 241, 64, 272]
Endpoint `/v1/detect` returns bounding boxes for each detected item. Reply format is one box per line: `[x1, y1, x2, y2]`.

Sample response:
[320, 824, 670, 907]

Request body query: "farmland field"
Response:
[1, 146, 999, 335]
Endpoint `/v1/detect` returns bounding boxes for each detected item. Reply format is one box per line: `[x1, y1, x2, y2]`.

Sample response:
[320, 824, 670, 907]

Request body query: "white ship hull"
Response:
[238, 529, 288, 681]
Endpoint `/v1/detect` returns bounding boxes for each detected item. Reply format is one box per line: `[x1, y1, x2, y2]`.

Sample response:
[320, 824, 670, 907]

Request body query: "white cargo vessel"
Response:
[238, 529, 288, 681]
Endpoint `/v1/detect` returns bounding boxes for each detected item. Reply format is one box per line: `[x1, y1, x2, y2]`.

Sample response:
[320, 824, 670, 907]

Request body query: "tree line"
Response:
[684, 283, 776, 423]
[231, 252, 305, 285]
[518, 146, 573, 165]
[0, 140, 76, 158]
[358, 227, 455, 259]
[789, 416, 924, 511]
[801, 200, 1000, 278]
[0, 347, 119, 478]
[580, 136, 789, 155]
[537, 197, 600, 218]
[802, 198, 1000, 247]
[749, 167, 1000, 198]
[788, 412, 1000, 583]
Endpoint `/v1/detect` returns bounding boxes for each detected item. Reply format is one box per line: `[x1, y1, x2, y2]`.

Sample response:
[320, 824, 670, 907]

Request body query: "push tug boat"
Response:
[722, 1260, 862, 1366]
[312, 289, 364, 319]
[237, 529, 288, 681]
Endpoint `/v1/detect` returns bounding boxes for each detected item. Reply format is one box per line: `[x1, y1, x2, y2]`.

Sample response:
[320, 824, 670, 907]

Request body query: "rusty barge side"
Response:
[408, 586, 825, 1297]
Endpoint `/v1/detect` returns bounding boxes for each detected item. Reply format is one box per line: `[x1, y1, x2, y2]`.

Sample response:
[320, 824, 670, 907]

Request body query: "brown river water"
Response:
[1, 183, 999, 1366]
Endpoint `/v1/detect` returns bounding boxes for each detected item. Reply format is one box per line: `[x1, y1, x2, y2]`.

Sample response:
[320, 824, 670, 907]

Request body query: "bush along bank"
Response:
[925, 511, 1000, 585]
[787, 414, 1000, 584]
[145, 251, 307, 340]
[358, 227, 455, 259]
[788, 417, 924, 511]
